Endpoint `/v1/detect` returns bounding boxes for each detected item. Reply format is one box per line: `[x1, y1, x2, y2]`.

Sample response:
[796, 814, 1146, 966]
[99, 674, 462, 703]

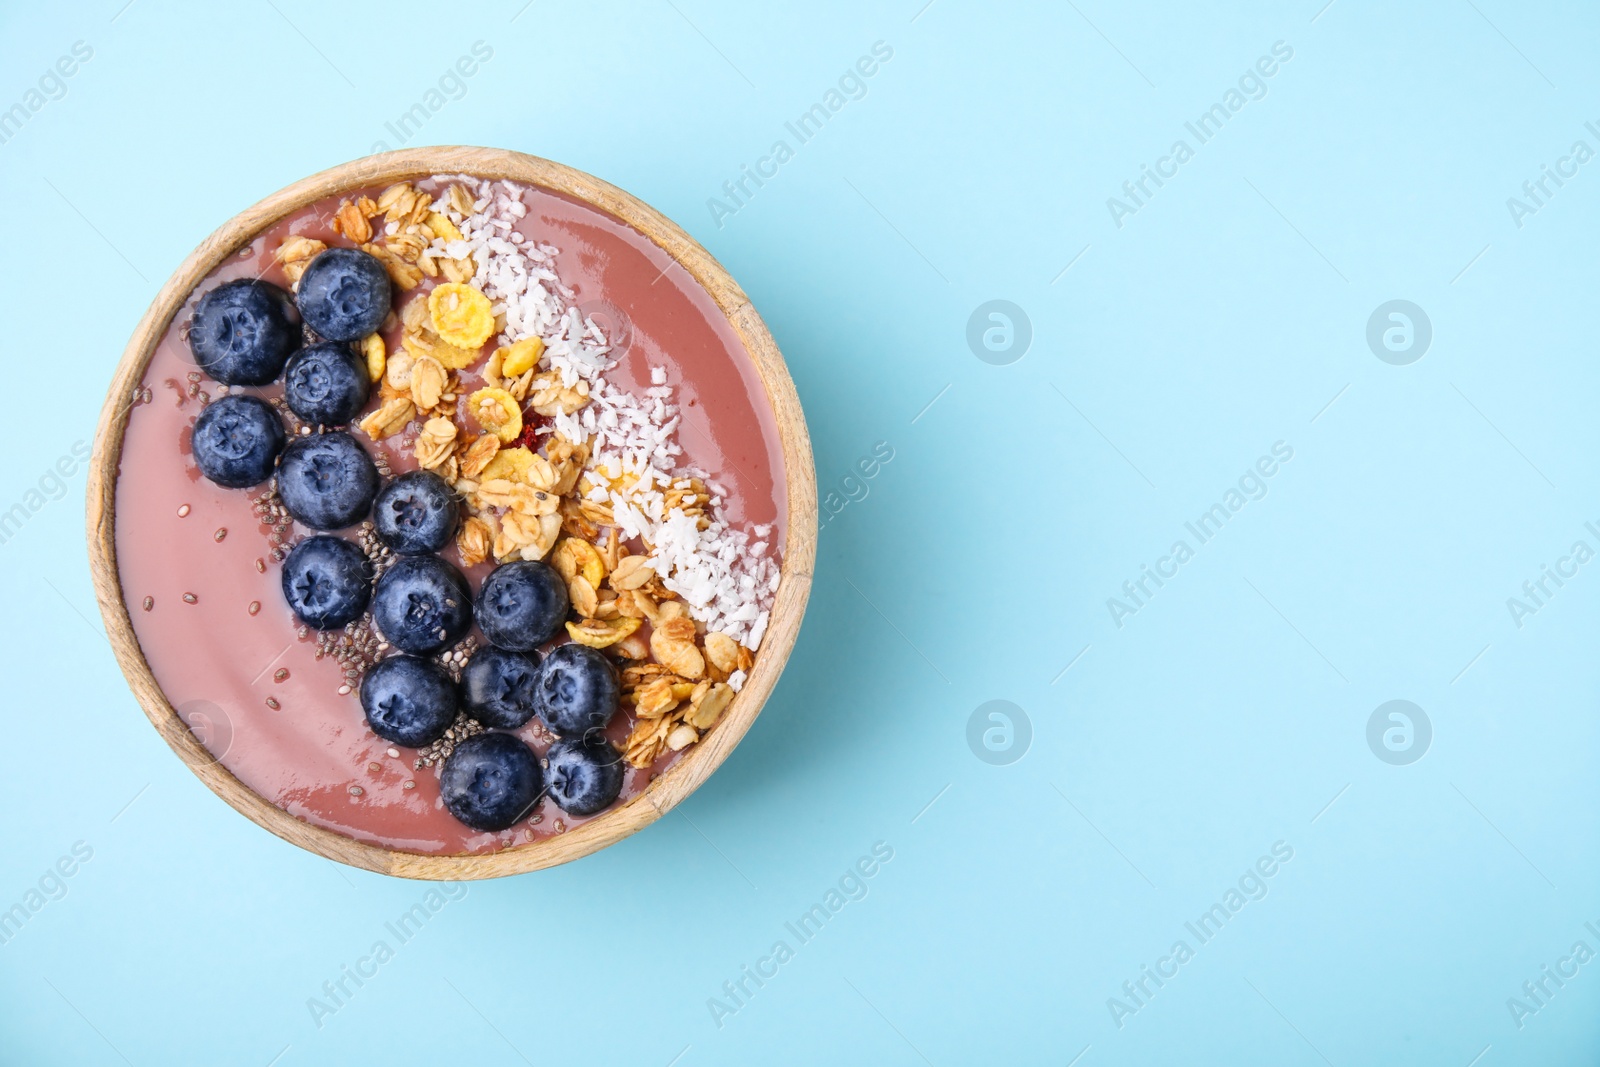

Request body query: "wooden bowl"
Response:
[86, 147, 816, 879]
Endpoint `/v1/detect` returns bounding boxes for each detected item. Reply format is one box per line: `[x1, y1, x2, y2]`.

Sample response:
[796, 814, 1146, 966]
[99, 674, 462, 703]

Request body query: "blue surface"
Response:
[3, 0, 1598, 1063]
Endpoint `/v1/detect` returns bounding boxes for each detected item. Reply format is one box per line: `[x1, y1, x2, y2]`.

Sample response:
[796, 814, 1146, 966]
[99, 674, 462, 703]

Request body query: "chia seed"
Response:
[182, 592, 197, 604]
[413, 712, 485, 769]
[248, 601, 260, 615]
[274, 668, 289, 683]
[142, 596, 153, 611]
[315, 613, 384, 693]
[214, 527, 227, 542]
[177, 504, 190, 517]
[265, 697, 280, 710]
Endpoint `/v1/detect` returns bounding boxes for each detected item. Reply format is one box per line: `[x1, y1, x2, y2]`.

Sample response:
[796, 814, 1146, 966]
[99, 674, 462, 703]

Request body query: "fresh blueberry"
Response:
[359, 654, 458, 748]
[276, 431, 379, 530]
[534, 643, 619, 739]
[461, 647, 541, 729]
[280, 535, 371, 629]
[296, 248, 392, 342]
[545, 736, 624, 816]
[373, 470, 459, 555]
[440, 732, 543, 831]
[370, 555, 473, 654]
[475, 561, 569, 651]
[283, 342, 370, 426]
[188, 279, 300, 385]
[191, 394, 285, 488]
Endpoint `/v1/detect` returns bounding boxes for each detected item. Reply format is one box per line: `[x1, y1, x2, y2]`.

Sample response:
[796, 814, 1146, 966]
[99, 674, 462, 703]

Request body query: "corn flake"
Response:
[428, 282, 495, 349]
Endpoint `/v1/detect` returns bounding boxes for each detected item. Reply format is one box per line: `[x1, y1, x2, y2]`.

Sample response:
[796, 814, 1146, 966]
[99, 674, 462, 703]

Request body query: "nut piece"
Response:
[565, 616, 641, 649]
[666, 723, 699, 751]
[650, 616, 705, 680]
[360, 333, 386, 383]
[333, 200, 373, 243]
[358, 397, 414, 440]
[499, 336, 545, 377]
[428, 283, 496, 349]
[527, 372, 590, 416]
[703, 631, 739, 674]
[614, 631, 650, 660]
[426, 211, 462, 241]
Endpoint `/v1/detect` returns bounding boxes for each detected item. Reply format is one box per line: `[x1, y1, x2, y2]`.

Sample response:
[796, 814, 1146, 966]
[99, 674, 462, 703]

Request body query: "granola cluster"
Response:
[273, 178, 768, 770]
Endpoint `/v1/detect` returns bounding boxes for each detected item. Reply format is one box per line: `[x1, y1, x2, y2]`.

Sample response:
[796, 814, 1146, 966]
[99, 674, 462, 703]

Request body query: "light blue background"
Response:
[3, 0, 1597, 1063]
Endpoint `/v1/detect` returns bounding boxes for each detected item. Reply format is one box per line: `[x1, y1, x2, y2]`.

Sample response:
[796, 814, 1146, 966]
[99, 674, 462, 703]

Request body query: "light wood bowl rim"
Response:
[85, 147, 816, 880]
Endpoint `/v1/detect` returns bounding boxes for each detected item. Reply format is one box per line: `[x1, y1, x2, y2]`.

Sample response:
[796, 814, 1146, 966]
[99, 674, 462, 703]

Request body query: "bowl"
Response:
[85, 147, 815, 878]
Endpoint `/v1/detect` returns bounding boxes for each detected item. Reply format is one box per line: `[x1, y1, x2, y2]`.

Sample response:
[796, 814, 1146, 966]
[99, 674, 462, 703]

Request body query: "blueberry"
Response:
[373, 470, 459, 555]
[188, 279, 300, 385]
[545, 736, 624, 816]
[461, 647, 541, 729]
[440, 732, 543, 831]
[191, 394, 285, 488]
[281, 535, 371, 629]
[534, 643, 619, 739]
[370, 555, 473, 654]
[360, 654, 458, 748]
[283, 342, 370, 426]
[276, 431, 379, 530]
[296, 248, 392, 342]
[475, 561, 568, 651]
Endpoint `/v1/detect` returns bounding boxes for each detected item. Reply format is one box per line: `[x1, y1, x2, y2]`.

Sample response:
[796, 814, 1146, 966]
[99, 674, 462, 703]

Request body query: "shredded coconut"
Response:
[422, 175, 779, 649]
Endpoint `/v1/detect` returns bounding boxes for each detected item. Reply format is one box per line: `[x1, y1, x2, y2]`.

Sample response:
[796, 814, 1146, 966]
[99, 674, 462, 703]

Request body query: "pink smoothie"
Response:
[113, 179, 785, 855]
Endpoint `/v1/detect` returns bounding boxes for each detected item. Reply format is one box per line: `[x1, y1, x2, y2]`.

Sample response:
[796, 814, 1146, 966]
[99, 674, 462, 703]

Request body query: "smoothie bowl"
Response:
[86, 148, 815, 879]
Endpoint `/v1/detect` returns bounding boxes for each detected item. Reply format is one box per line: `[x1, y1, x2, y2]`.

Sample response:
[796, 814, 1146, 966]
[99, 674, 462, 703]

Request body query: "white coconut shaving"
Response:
[422, 176, 778, 654]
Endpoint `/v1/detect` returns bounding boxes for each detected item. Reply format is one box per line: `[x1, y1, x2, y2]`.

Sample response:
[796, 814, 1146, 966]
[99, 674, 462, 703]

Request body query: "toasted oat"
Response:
[459, 433, 499, 479]
[569, 575, 598, 619]
[609, 554, 654, 592]
[440, 256, 476, 284]
[360, 241, 423, 290]
[414, 416, 457, 469]
[457, 516, 492, 566]
[625, 715, 673, 768]
[276, 235, 326, 286]
[358, 397, 414, 440]
[527, 372, 590, 417]
[409, 355, 447, 412]
[445, 183, 475, 216]
[684, 682, 733, 729]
